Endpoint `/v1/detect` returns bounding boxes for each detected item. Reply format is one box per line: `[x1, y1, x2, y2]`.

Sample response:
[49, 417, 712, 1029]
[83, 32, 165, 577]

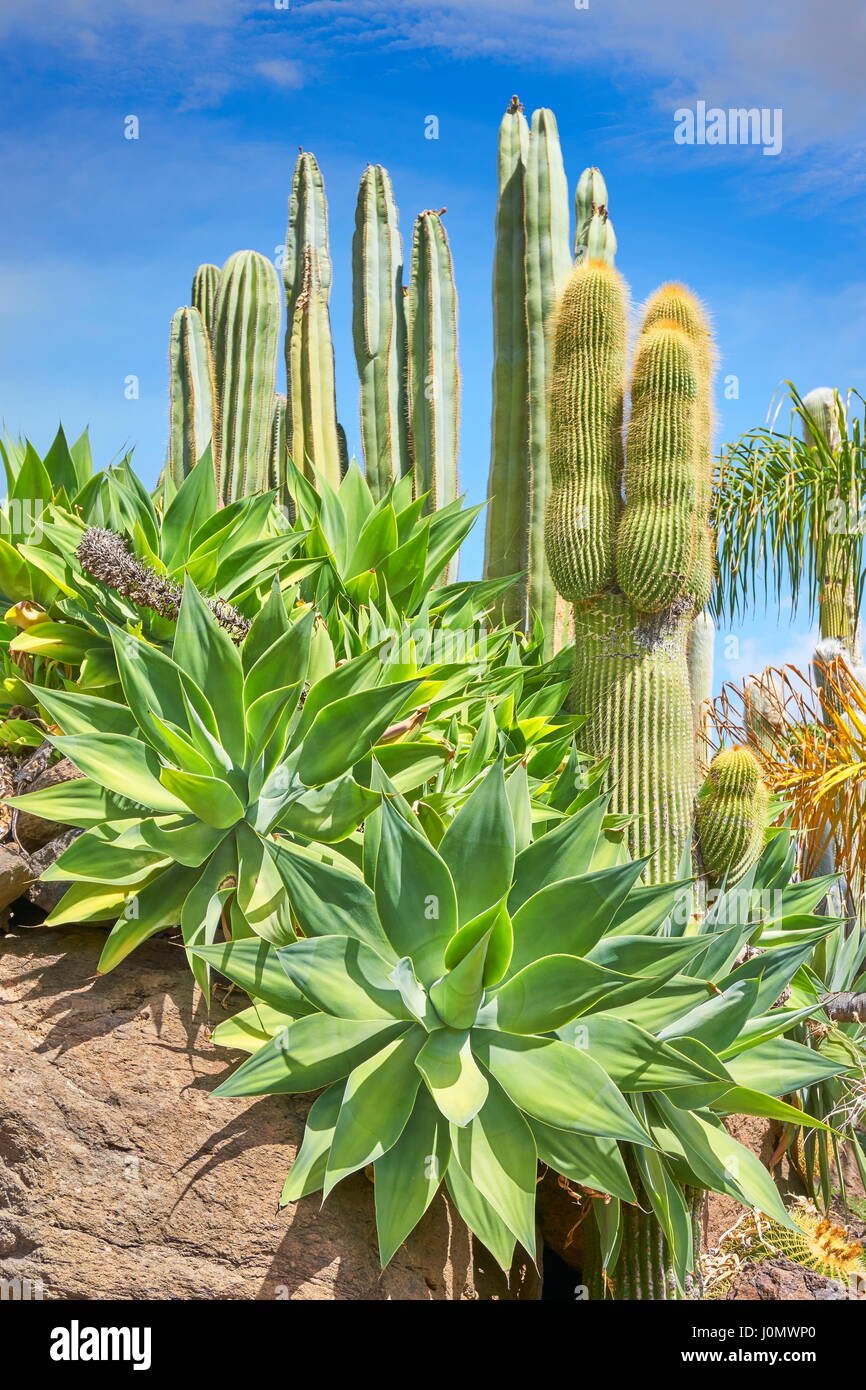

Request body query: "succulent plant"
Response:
[195, 779, 844, 1283]
[213, 251, 282, 502]
[167, 307, 219, 491]
[696, 746, 769, 884]
[406, 210, 460, 539]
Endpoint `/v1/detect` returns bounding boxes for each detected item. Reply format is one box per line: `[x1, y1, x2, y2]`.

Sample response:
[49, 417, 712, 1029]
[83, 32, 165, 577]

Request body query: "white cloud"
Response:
[255, 58, 305, 90]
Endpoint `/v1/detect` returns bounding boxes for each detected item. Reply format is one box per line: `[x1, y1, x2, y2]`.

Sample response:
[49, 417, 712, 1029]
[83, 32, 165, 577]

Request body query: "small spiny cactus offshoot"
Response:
[696, 745, 769, 884]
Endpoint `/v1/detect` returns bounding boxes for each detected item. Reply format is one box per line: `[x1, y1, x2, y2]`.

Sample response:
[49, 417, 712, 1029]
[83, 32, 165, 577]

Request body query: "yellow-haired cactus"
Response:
[696, 746, 769, 884]
[544, 260, 626, 604]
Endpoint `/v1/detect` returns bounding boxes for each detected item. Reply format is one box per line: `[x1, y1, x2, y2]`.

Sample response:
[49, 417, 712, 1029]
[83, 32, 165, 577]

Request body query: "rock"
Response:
[0, 926, 540, 1301]
[23, 828, 82, 913]
[13, 757, 81, 851]
[0, 843, 33, 917]
[727, 1256, 856, 1301]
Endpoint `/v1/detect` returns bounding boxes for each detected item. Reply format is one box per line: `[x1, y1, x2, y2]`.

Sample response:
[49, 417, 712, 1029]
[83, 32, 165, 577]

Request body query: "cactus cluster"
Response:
[168, 152, 460, 533]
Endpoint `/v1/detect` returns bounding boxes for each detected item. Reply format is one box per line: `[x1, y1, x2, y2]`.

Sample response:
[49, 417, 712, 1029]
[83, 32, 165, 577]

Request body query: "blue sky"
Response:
[1, 0, 865, 692]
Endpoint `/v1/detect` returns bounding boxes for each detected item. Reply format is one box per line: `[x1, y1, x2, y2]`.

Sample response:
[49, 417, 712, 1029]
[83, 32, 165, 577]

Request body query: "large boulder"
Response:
[0, 926, 539, 1301]
[727, 1256, 858, 1301]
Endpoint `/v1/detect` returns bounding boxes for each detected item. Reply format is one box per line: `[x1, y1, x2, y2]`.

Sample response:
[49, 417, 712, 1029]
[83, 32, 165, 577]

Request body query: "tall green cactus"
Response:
[546, 266, 717, 882]
[167, 306, 219, 490]
[406, 210, 460, 534]
[687, 609, 715, 776]
[352, 164, 410, 500]
[212, 250, 281, 502]
[283, 152, 342, 485]
[191, 264, 221, 342]
[484, 99, 592, 650]
[697, 745, 769, 884]
[574, 166, 617, 266]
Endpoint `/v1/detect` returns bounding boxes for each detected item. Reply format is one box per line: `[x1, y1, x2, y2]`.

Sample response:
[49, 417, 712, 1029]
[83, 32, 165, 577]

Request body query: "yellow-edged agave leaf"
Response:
[280, 1082, 347, 1205]
[189, 938, 315, 1016]
[210, 1002, 297, 1053]
[31, 685, 138, 738]
[159, 766, 245, 830]
[47, 732, 187, 814]
[374, 1088, 450, 1267]
[472, 1030, 651, 1147]
[450, 1077, 538, 1258]
[5, 778, 149, 829]
[415, 1027, 489, 1126]
[277, 935, 411, 1021]
[528, 1120, 636, 1204]
[374, 796, 457, 983]
[438, 759, 515, 926]
[97, 863, 200, 973]
[708, 1087, 836, 1131]
[41, 826, 168, 884]
[11, 621, 107, 663]
[507, 860, 646, 976]
[297, 679, 421, 786]
[323, 1027, 425, 1196]
[44, 880, 132, 927]
[214, 1015, 407, 1097]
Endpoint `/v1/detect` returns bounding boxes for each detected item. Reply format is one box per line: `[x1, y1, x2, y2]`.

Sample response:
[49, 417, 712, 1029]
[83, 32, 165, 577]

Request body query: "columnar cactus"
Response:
[352, 165, 410, 499]
[802, 387, 861, 658]
[687, 610, 715, 776]
[545, 264, 719, 881]
[212, 250, 281, 501]
[406, 211, 460, 529]
[574, 166, 617, 266]
[283, 152, 342, 485]
[167, 306, 219, 489]
[191, 263, 221, 341]
[696, 745, 769, 884]
[484, 98, 599, 650]
[484, 97, 530, 627]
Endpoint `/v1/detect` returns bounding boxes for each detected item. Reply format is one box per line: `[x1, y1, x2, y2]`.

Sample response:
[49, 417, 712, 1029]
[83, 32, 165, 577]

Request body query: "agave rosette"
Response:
[196, 768, 849, 1279]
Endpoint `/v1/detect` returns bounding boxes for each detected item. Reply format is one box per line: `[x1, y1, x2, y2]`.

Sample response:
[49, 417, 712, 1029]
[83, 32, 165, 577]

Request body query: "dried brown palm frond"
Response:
[709, 654, 866, 888]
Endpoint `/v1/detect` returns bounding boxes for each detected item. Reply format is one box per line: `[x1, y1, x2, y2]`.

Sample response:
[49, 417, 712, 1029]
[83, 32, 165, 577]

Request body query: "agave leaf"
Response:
[602, 975, 718, 1032]
[211, 1002, 297, 1053]
[235, 826, 294, 944]
[486, 955, 652, 1034]
[47, 732, 186, 814]
[416, 1027, 489, 1126]
[587, 934, 712, 980]
[374, 1089, 450, 1266]
[5, 778, 149, 830]
[438, 759, 515, 926]
[31, 686, 137, 738]
[43, 880, 131, 927]
[280, 1081, 348, 1205]
[528, 1119, 636, 1204]
[41, 826, 166, 884]
[445, 1161, 516, 1272]
[297, 680, 421, 786]
[657, 978, 761, 1053]
[605, 877, 693, 937]
[449, 1076, 538, 1259]
[189, 938, 315, 1016]
[97, 863, 199, 973]
[277, 936, 410, 1022]
[138, 815, 227, 868]
[160, 453, 219, 571]
[723, 1037, 849, 1094]
[562, 1016, 726, 1093]
[172, 578, 245, 763]
[374, 797, 457, 984]
[159, 766, 245, 830]
[709, 1087, 835, 1131]
[507, 795, 608, 914]
[632, 1137, 692, 1291]
[275, 775, 379, 843]
[429, 931, 490, 1029]
[213, 1016, 408, 1097]
[270, 839, 396, 959]
[721, 937, 834, 1013]
[472, 1030, 651, 1147]
[323, 1027, 426, 1196]
[507, 861, 647, 978]
[443, 898, 513, 987]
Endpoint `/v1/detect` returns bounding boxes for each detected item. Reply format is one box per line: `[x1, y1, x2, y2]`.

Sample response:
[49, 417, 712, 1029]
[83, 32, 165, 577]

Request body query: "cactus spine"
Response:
[484, 97, 530, 626]
[687, 610, 715, 776]
[352, 165, 410, 499]
[524, 108, 573, 648]
[406, 211, 460, 534]
[212, 250, 281, 502]
[284, 152, 341, 485]
[697, 746, 769, 884]
[191, 264, 221, 342]
[167, 307, 219, 489]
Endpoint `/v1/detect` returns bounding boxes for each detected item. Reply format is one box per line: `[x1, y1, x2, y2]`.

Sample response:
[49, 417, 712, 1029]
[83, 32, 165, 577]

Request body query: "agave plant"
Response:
[192, 770, 849, 1288]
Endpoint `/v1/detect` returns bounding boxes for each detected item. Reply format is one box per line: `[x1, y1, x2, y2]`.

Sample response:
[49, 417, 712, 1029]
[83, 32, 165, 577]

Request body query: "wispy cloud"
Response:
[255, 58, 305, 90]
